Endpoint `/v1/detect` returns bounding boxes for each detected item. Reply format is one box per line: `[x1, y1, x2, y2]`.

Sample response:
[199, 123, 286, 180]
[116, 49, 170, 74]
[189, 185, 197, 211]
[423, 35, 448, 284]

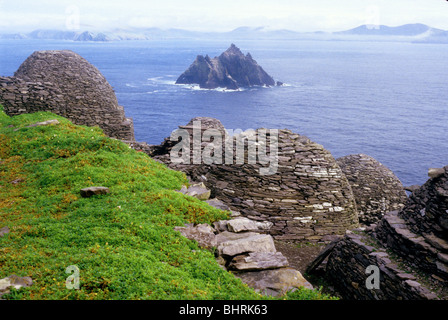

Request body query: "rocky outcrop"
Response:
[176, 44, 280, 90]
[336, 154, 408, 225]
[0, 50, 135, 141]
[174, 186, 313, 296]
[150, 117, 359, 243]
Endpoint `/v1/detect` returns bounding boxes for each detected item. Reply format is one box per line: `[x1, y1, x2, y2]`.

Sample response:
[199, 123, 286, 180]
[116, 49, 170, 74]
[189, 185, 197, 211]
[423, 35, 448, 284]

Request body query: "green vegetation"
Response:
[0, 109, 335, 300]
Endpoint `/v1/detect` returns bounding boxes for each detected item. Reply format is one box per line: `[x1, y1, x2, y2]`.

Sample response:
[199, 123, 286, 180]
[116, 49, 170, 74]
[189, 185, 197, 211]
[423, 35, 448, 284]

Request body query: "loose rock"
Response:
[80, 186, 110, 198]
[0, 226, 10, 237]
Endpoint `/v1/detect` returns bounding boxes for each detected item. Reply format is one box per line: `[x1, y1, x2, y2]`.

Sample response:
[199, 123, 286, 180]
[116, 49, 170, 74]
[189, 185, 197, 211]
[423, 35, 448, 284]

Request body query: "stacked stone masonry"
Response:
[0, 50, 135, 141]
[325, 233, 438, 300]
[375, 166, 448, 281]
[318, 165, 448, 300]
[151, 117, 360, 242]
[337, 154, 408, 225]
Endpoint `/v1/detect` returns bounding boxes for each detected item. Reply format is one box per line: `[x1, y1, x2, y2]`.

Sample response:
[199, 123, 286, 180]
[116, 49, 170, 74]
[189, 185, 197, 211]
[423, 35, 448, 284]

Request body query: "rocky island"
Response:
[175, 44, 282, 90]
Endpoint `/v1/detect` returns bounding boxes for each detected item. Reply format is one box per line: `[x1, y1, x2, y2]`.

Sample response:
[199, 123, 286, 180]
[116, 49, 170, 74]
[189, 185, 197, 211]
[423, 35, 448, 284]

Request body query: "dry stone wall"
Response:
[375, 166, 448, 281]
[0, 50, 135, 141]
[336, 154, 408, 225]
[325, 232, 438, 300]
[312, 166, 448, 300]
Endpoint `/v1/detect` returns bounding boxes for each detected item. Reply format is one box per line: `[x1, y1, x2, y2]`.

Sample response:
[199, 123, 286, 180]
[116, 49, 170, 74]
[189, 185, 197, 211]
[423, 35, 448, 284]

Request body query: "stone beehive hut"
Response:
[151, 117, 359, 242]
[0, 50, 135, 141]
[336, 154, 408, 225]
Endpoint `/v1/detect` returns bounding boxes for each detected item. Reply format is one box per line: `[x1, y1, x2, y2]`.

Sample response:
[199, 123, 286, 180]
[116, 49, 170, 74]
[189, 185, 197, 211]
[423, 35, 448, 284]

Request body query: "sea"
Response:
[0, 38, 447, 187]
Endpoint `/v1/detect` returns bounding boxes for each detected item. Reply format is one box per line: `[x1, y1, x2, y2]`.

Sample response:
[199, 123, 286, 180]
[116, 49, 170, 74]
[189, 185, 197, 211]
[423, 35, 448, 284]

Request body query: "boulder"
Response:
[235, 268, 313, 296]
[229, 252, 289, 271]
[80, 186, 110, 198]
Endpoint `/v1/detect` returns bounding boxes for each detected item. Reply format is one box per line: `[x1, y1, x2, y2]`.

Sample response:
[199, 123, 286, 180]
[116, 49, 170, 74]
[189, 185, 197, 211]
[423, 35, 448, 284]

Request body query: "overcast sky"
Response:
[1, 0, 448, 33]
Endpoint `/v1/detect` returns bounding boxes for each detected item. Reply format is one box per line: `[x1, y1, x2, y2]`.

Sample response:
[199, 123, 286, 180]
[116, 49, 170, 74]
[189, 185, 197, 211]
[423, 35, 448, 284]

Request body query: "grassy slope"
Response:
[0, 109, 334, 300]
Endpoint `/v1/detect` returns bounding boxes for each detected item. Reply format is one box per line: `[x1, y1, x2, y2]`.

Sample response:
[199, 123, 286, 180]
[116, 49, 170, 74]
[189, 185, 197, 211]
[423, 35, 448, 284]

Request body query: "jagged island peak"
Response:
[176, 44, 283, 90]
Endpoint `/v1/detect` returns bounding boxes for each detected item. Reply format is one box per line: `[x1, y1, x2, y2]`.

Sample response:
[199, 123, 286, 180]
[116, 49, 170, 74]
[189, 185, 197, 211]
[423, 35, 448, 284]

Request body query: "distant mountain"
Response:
[413, 30, 448, 44]
[0, 29, 150, 41]
[335, 23, 443, 36]
[1, 24, 447, 43]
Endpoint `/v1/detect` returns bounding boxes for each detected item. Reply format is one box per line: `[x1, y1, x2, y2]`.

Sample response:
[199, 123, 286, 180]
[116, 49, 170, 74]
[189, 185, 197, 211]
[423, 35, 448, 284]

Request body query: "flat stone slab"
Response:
[80, 186, 110, 198]
[215, 218, 273, 233]
[235, 268, 313, 296]
[174, 224, 217, 249]
[227, 218, 259, 233]
[229, 252, 289, 271]
[217, 232, 276, 257]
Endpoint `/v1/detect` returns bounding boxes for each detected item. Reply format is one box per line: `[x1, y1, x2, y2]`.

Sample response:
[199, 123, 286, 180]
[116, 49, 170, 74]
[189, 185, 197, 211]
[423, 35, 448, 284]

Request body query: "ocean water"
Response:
[0, 39, 447, 187]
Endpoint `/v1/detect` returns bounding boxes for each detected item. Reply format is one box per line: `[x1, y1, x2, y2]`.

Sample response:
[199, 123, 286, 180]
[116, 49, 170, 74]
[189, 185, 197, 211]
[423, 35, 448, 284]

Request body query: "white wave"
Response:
[147, 76, 163, 81]
[146, 77, 177, 85]
[175, 83, 246, 93]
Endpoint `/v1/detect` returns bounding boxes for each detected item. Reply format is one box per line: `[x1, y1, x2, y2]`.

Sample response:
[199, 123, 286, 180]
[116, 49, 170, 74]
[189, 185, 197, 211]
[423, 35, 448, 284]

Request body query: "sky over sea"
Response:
[1, 0, 448, 33]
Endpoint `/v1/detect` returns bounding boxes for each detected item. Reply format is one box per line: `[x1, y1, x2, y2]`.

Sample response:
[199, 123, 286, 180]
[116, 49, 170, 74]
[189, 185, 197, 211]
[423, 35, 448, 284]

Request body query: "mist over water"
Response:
[1, 39, 447, 187]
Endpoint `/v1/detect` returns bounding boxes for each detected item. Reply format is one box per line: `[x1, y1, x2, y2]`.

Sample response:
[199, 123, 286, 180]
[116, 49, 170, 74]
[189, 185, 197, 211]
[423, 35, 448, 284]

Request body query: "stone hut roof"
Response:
[0, 50, 134, 140]
[336, 154, 408, 225]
